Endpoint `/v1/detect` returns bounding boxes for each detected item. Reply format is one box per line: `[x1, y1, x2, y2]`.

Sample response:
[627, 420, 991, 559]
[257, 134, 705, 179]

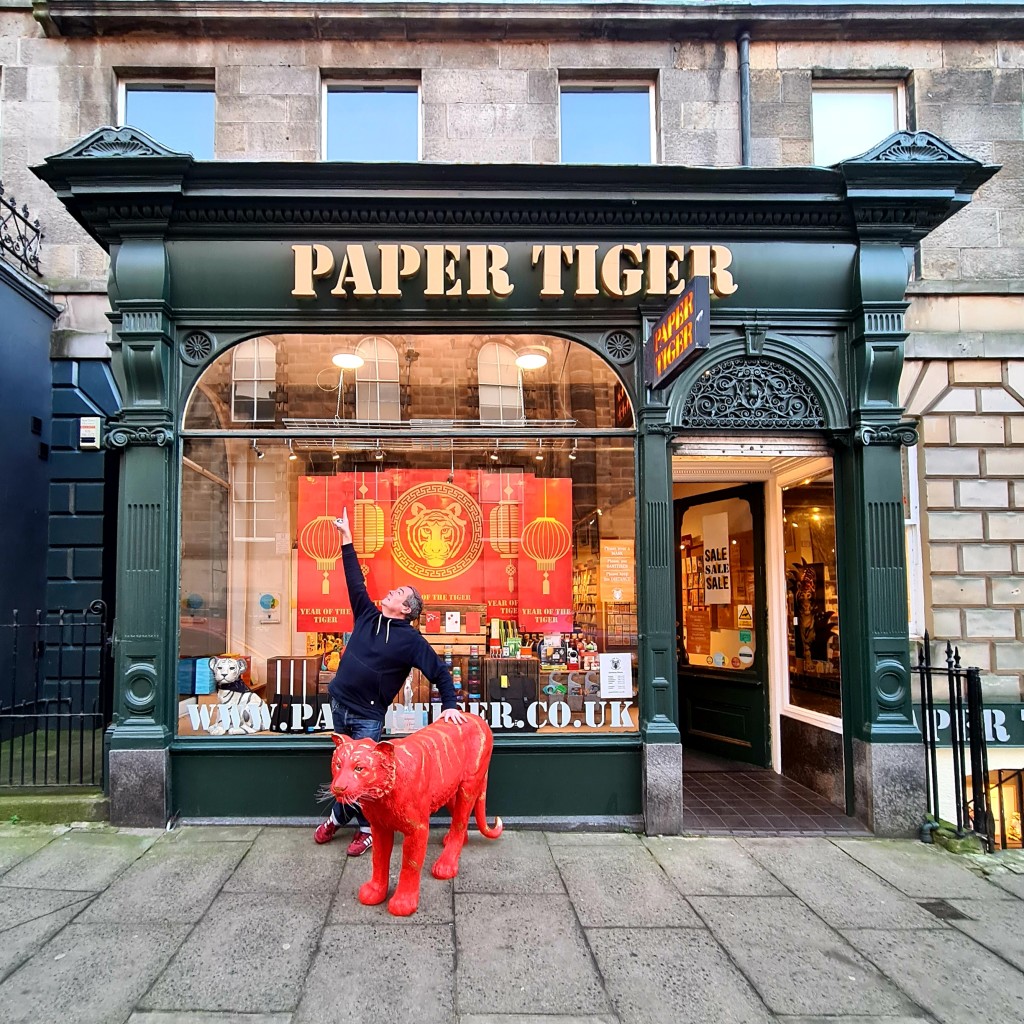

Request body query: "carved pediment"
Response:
[841, 131, 977, 167]
[51, 126, 189, 161]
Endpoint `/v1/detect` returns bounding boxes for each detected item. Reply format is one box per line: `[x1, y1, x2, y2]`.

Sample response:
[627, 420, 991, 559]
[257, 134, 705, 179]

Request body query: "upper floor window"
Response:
[355, 336, 402, 421]
[119, 81, 215, 159]
[559, 84, 654, 164]
[231, 338, 277, 423]
[324, 84, 420, 161]
[478, 341, 524, 423]
[811, 82, 905, 165]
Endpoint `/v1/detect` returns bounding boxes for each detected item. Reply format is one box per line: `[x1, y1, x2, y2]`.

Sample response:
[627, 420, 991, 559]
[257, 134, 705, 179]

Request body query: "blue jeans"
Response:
[330, 700, 384, 830]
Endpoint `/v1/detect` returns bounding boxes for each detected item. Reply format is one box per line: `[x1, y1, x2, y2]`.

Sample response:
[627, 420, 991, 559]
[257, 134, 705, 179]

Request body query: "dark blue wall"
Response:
[48, 358, 121, 616]
[0, 264, 58, 621]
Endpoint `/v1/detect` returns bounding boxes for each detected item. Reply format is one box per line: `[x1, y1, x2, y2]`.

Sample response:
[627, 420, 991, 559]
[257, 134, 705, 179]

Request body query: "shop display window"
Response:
[179, 332, 638, 740]
[782, 474, 842, 718]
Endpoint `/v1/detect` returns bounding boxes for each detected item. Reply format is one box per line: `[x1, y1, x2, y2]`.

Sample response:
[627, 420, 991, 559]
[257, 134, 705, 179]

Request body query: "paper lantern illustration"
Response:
[353, 477, 384, 560]
[489, 483, 521, 593]
[299, 516, 344, 594]
[520, 483, 571, 595]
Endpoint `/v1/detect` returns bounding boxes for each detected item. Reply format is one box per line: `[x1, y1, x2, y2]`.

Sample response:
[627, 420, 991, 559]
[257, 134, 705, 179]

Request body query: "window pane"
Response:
[783, 477, 842, 717]
[812, 88, 899, 165]
[560, 89, 651, 164]
[124, 89, 215, 159]
[326, 89, 419, 161]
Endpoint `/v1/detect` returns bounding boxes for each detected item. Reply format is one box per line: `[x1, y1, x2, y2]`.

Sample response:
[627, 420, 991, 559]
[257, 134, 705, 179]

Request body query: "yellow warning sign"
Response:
[737, 605, 753, 628]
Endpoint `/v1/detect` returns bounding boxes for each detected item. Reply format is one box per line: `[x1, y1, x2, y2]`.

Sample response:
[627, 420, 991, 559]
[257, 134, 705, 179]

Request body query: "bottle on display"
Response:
[444, 644, 453, 669]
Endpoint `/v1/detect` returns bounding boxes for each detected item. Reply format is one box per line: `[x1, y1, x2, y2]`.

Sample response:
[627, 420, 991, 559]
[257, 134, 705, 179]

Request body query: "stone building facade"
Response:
[1, 1, 1021, 823]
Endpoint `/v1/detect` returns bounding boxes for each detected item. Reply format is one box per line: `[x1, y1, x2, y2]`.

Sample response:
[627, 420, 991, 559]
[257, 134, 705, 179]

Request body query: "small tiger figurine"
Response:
[329, 713, 503, 917]
[208, 655, 262, 736]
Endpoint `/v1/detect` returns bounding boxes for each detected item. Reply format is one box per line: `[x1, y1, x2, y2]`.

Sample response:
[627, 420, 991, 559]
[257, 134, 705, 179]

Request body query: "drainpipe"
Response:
[737, 29, 752, 166]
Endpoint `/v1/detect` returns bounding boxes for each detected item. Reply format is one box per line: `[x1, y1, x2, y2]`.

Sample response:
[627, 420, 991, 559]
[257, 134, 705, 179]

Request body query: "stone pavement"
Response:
[1, 822, 1023, 1024]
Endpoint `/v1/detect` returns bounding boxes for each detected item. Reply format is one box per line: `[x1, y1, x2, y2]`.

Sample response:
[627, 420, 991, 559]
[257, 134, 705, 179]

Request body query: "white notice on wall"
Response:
[599, 652, 633, 698]
[445, 611, 461, 633]
[702, 512, 731, 605]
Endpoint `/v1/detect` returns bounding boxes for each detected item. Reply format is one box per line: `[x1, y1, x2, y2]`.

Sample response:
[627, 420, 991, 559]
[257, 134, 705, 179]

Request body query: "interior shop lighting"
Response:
[568, 441, 578, 461]
[515, 343, 549, 371]
[288, 441, 298, 461]
[331, 351, 365, 370]
[251, 440, 265, 460]
[534, 440, 545, 461]
[373, 442, 385, 462]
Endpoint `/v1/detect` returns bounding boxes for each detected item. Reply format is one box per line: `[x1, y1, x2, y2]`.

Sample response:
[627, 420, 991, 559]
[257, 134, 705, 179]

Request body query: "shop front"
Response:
[34, 126, 995, 833]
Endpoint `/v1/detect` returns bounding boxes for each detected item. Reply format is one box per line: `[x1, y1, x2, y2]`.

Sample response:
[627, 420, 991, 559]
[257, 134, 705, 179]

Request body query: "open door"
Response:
[675, 484, 769, 766]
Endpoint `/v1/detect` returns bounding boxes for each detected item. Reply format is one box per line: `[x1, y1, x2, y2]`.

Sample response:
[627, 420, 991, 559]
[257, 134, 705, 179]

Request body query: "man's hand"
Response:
[439, 708, 467, 724]
[334, 508, 353, 545]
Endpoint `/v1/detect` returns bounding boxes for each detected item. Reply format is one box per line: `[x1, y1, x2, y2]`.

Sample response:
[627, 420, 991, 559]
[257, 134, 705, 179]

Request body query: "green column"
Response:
[636, 400, 683, 834]
[103, 238, 179, 826]
[836, 241, 924, 835]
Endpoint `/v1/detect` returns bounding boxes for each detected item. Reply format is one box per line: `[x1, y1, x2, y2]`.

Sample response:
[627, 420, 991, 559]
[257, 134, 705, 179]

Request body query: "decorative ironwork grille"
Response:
[0, 181, 43, 276]
[681, 357, 826, 430]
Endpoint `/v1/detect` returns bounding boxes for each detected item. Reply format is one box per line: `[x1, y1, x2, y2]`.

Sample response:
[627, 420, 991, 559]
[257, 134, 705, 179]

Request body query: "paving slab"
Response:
[329, 843, 455, 924]
[645, 836, 790, 896]
[140, 892, 328, 1014]
[984, 871, 1024, 898]
[461, 1016, 617, 1024]
[221, 825, 341, 894]
[551, 844, 701, 927]
[77, 840, 250, 924]
[0, 831, 58, 876]
[587, 926, 774, 1024]
[544, 831, 645, 846]
[454, 828, 564, 894]
[0, 829, 157, 891]
[0, 899, 89, 984]
[0, 886, 92, 932]
[843, 926, 1024, 1024]
[0, 921, 189, 1024]
[130, 1015, 291, 1024]
[942, 897, 1024, 971]
[166, 825, 264, 843]
[456, 893, 609, 1016]
[739, 838, 937, 929]
[832, 839, 1007, 900]
[691, 895, 921, 1018]
[293, 922, 453, 1024]
[775, 1018, 931, 1023]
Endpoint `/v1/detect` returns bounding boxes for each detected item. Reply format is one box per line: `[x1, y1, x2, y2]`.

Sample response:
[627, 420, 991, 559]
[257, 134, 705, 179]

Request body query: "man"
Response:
[314, 508, 466, 856]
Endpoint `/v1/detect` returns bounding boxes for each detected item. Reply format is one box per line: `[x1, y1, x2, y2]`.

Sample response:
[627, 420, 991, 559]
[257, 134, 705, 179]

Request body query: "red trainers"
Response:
[347, 830, 373, 857]
[314, 818, 339, 845]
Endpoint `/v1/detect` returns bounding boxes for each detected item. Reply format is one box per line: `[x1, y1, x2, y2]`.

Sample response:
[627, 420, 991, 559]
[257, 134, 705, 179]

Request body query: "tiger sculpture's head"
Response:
[209, 655, 250, 693]
[405, 500, 466, 567]
[330, 734, 397, 804]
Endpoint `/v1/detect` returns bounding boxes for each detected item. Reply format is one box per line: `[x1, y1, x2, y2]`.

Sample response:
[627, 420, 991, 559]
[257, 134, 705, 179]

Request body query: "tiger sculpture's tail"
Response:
[473, 778, 503, 840]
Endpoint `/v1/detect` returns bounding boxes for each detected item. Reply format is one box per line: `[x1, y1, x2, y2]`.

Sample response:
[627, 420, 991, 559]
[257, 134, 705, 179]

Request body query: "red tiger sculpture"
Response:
[329, 712, 503, 916]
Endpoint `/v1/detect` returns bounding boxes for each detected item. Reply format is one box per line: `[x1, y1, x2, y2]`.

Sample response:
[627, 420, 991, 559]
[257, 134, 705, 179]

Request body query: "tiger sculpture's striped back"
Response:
[329, 713, 502, 916]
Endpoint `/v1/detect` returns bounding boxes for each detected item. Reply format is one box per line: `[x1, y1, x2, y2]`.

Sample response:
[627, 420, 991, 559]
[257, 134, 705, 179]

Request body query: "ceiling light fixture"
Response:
[515, 343, 550, 371]
[331, 352, 365, 370]
[251, 439, 265, 460]
[568, 441, 578, 461]
[288, 441, 298, 461]
[534, 439, 544, 462]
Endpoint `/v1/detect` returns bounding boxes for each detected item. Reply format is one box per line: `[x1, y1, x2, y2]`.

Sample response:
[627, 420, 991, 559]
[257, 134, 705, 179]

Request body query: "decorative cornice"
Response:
[855, 422, 919, 447]
[105, 423, 175, 449]
[53, 126, 188, 161]
[849, 130, 975, 165]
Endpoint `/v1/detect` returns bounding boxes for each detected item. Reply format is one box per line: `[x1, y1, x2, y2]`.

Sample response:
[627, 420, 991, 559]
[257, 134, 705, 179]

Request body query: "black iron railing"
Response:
[917, 632, 993, 851]
[0, 181, 43, 276]
[0, 602, 112, 787]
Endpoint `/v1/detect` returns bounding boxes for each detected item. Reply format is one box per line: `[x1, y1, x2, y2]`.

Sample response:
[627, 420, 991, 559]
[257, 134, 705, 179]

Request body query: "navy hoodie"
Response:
[328, 543, 457, 720]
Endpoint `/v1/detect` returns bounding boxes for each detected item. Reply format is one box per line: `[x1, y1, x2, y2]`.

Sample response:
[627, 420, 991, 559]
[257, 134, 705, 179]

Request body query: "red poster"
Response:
[518, 476, 573, 631]
[296, 473, 394, 632]
[480, 469, 526, 621]
[389, 469, 486, 606]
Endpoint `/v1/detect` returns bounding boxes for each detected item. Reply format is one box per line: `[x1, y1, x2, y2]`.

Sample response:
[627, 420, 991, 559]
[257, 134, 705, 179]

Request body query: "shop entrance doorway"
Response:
[674, 484, 770, 766]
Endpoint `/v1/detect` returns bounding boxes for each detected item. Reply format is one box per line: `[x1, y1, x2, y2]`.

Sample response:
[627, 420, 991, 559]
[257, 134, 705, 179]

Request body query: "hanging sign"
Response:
[702, 512, 731, 605]
[645, 276, 711, 389]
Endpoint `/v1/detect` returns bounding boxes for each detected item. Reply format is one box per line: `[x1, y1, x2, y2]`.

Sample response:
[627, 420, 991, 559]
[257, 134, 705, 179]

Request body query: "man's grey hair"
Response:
[404, 586, 424, 622]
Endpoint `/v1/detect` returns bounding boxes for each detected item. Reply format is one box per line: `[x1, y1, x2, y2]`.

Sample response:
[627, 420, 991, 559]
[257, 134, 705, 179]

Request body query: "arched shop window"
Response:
[231, 337, 277, 422]
[355, 336, 401, 421]
[179, 332, 637, 742]
[477, 340, 523, 423]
